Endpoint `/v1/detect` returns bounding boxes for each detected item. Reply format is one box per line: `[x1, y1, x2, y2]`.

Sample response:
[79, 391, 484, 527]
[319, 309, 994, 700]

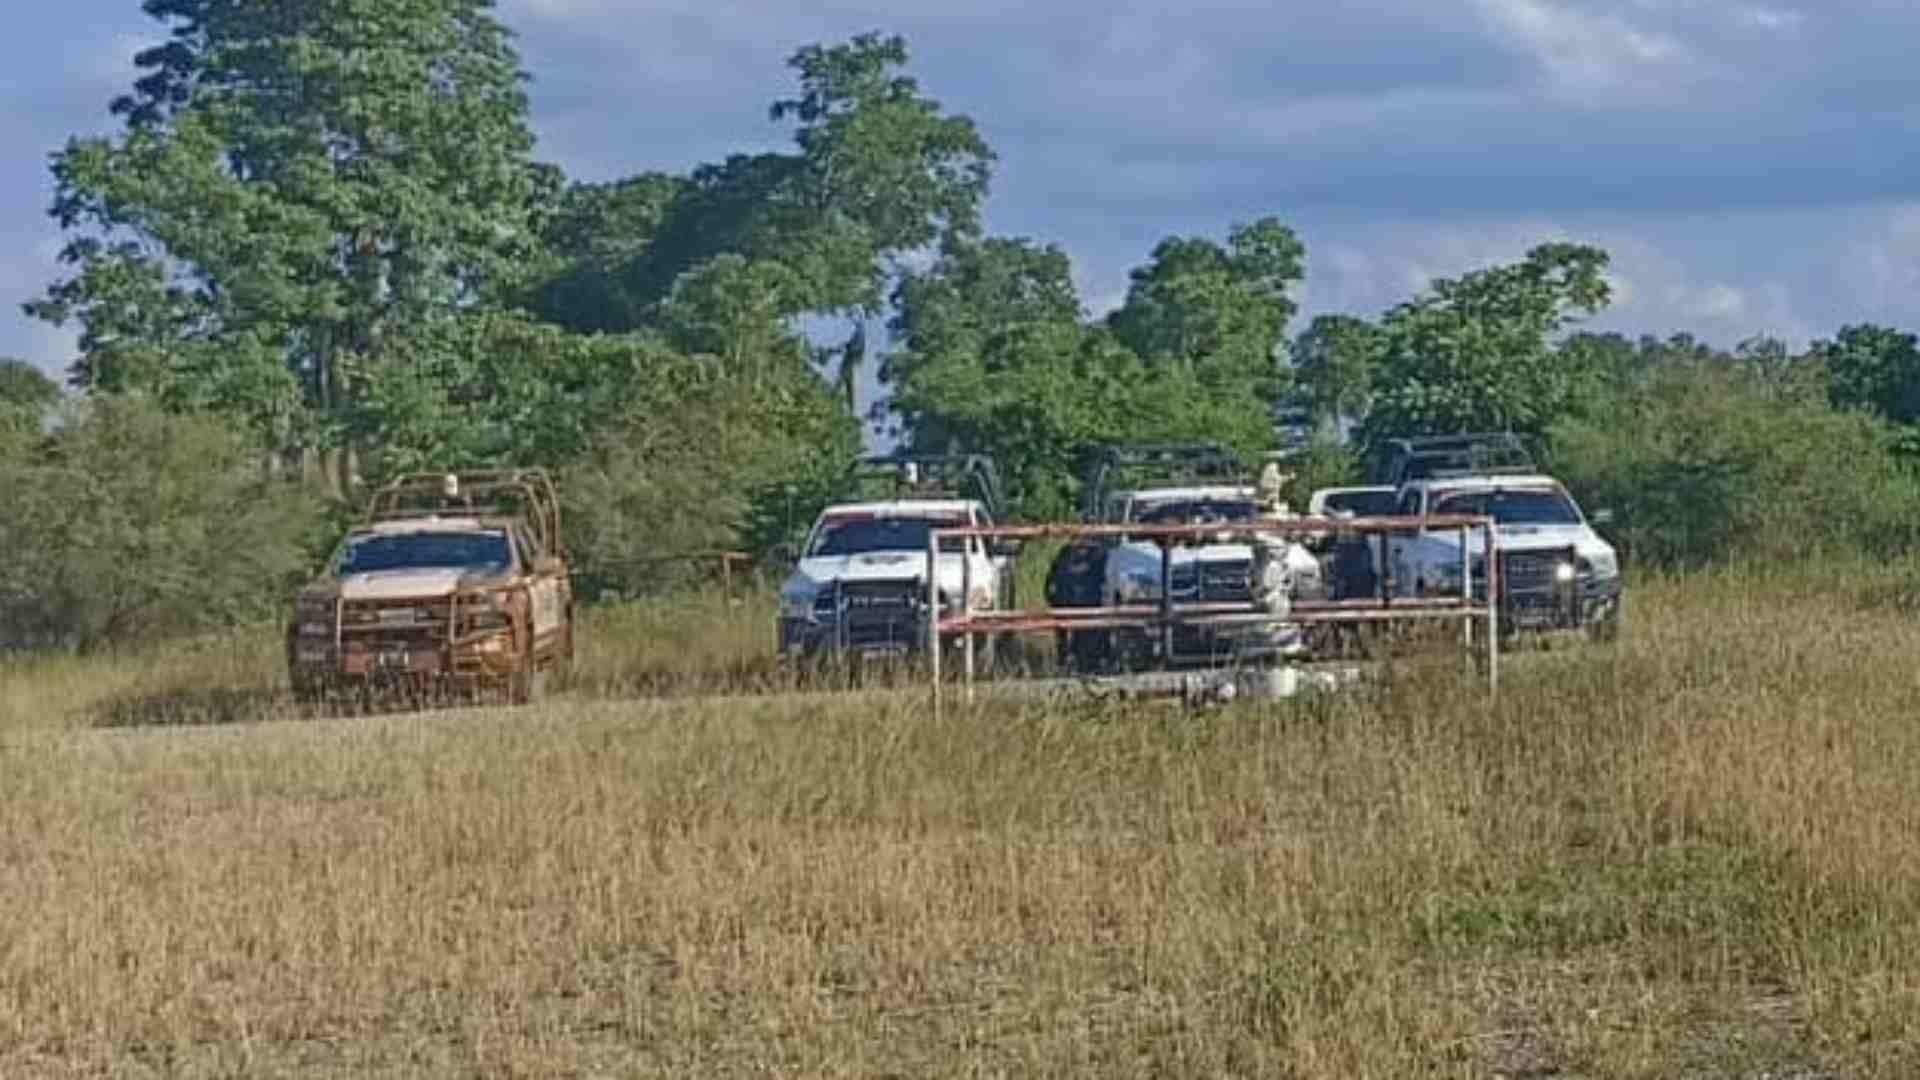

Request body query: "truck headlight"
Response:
[1555, 561, 1578, 584]
[780, 588, 820, 620]
[1118, 571, 1161, 602]
[1169, 566, 1198, 595]
[295, 599, 334, 638]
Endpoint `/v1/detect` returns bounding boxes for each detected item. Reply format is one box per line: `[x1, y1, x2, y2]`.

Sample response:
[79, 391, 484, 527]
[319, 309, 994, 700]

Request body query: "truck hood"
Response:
[1106, 537, 1320, 580]
[788, 552, 972, 594]
[1109, 539, 1251, 572]
[303, 567, 510, 603]
[1420, 524, 1618, 566]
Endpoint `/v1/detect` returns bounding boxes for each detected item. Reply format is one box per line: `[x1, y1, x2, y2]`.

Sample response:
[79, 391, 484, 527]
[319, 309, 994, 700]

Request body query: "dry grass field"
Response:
[4, 565, 1920, 1076]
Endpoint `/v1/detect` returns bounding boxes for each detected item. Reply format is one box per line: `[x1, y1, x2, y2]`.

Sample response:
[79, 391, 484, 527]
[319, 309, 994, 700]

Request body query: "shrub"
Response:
[561, 367, 856, 600]
[1548, 362, 1920, 568]
[0, 396, 322, 652]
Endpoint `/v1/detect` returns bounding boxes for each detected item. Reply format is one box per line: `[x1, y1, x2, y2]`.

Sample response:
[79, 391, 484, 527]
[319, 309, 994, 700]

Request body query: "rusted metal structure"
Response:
[924, 513, 1504, 712]
[287, 469, 574, 705]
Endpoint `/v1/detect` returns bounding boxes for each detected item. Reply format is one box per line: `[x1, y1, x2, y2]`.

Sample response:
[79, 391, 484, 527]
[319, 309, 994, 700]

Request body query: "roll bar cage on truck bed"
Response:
[1370, 433, 1537, 487]
[842, 454, 1007, 522]
[1077, 443, 1248, 522]
[366, 469, 565, 558]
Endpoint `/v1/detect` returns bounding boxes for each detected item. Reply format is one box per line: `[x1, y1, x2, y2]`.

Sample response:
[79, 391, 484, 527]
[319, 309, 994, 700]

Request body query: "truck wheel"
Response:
[509, 660, 548, 705]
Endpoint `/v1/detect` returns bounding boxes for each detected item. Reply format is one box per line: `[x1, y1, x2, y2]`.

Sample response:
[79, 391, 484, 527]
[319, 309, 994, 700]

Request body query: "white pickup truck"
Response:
[1096, 483, 1323, 665]
[1384, 473, 1622, 638]
[776, 498, 1014, 660]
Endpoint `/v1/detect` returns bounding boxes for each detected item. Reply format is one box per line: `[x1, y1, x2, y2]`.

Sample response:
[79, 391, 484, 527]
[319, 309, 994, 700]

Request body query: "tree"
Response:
[525, 32, 994, 341]
[29, 0, 547, 491]
[1813, 324, 1920, 427]
[1550, 356, 1920, 568]
[0, 395, 320, 652]
[1363, 243, 1611, 442]
[885, 232, 1289, 519]
[563, 362, 858, 595]
[0, 359, 60, 419]
[1292, 315, 1379, 424]
[1107, 218, 1304, 403]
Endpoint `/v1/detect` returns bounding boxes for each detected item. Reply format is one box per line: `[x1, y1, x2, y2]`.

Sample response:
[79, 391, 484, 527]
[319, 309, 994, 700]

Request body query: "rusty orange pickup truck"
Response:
[287, 470, 574, 705]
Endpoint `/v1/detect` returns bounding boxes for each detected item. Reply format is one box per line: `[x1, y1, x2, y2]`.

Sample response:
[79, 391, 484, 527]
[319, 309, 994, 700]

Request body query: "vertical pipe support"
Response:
[927, 529, 942, 718]
[1159, 540, 1174, 666]
[1460, 524, 1472, 649]
[961, 534, 975, 704]
[1485, 519, 1500, 695]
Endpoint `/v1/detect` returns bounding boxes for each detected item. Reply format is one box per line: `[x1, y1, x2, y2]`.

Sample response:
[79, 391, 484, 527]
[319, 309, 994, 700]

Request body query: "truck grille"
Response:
[340, 598, 451, 649]
[1498, 548, 1577, 627]
[836, 581, 924, 651]
[1198, 559, 1252, 603]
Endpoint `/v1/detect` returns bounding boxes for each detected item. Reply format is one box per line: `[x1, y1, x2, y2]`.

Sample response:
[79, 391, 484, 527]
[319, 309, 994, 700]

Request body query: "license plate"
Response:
[377, 608, 418, 626]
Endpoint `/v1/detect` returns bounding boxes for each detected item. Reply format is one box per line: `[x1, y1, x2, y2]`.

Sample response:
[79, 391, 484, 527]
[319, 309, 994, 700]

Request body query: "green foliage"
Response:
[1812, 324, 1920, 429]
[1292, 315, 1379, 423]
[1364, 243, 1611, 443]
[1549, 359, 1920, 568]
[525, 32, 993, 338]
[30, 0, 546, 467]
[0, 396, 321, 652]
[885, 225, 1297, 519]
[0, 360, 60, 426]
[562, 367, 858, 597]
[1108, 217, 1303, 400]
[1282, 435, 1365, 507]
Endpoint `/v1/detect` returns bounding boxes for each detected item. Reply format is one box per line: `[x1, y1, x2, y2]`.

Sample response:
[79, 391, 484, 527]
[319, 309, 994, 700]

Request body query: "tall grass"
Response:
[3, 564, 1919, 1074]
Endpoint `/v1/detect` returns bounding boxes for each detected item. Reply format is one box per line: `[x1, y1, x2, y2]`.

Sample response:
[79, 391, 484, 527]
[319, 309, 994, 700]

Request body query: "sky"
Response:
[6, 0, 1920, 401]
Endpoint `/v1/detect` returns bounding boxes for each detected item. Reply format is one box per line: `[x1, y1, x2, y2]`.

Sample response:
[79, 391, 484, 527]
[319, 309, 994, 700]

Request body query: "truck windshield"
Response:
[809, 518, 966, 556]
[338, 531, 513, 574]
[1432, 490, 1581, 526]
[1318, 490, 1397, 517]
[1133, 499, 1258, 526]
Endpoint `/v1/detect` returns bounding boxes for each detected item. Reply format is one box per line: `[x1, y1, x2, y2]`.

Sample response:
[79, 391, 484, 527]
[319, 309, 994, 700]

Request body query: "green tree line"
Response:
[8, 1, 1920, 649]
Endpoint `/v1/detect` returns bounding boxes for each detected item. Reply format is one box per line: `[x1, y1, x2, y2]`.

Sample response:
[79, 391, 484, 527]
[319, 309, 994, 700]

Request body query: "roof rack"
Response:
[1373, 432, 1536, 485]
[1078, 443, 1247, 521]
[365, 469, 563, 557]
[843, 454, 1005, 521]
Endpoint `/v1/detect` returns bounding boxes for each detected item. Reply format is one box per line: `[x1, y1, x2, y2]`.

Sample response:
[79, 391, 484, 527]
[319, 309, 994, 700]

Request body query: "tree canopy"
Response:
[21, 11, 1920, 609]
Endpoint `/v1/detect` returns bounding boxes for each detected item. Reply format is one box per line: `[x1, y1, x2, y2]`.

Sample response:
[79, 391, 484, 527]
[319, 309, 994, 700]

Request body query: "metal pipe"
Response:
[1486, 521, 1500, 695]
[1460, 525, 1472, 650]
[1377, 530, 1392, 607]
[961, 535, 975, 703]
[927, 528, 941, 718]
[911, 514, 1489, 544]
[1159, 540, 1174, 666]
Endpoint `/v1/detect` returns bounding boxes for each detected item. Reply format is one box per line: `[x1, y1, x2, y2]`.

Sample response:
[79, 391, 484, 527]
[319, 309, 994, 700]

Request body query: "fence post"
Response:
[1486, 520, 1500, 695]
[961, 536, 975, 704]
[1159, 540, 1174, 667]
[928, 528, 942, 718]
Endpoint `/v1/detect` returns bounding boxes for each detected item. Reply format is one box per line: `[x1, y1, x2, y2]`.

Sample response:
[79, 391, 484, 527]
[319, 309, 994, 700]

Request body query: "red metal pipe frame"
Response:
[925, 514, 1505, 705]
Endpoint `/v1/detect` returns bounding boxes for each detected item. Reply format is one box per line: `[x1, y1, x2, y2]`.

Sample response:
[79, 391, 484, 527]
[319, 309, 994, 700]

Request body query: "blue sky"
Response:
[7, 0, 1920, 394]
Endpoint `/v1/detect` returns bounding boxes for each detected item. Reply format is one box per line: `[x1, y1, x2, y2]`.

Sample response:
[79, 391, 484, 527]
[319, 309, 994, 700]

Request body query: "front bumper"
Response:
[778, 615, 929, 660]
[288, 630, 524, 694]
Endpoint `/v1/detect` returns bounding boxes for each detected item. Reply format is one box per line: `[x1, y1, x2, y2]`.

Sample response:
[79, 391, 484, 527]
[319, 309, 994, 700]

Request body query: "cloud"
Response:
[7, 0, 1920, 377]
[1276, 212, 1828, 346]
[1473, 0, 1705, 102]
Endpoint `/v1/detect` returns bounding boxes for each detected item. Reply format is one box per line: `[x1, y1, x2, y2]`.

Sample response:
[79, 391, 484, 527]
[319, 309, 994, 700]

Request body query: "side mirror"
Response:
[1590, 508, 1616, 526]
[769, 542, 800, 567]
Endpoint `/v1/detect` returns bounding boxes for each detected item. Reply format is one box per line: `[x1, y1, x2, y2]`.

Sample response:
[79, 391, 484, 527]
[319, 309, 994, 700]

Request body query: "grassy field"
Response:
[4, 566, 1920, 1076]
